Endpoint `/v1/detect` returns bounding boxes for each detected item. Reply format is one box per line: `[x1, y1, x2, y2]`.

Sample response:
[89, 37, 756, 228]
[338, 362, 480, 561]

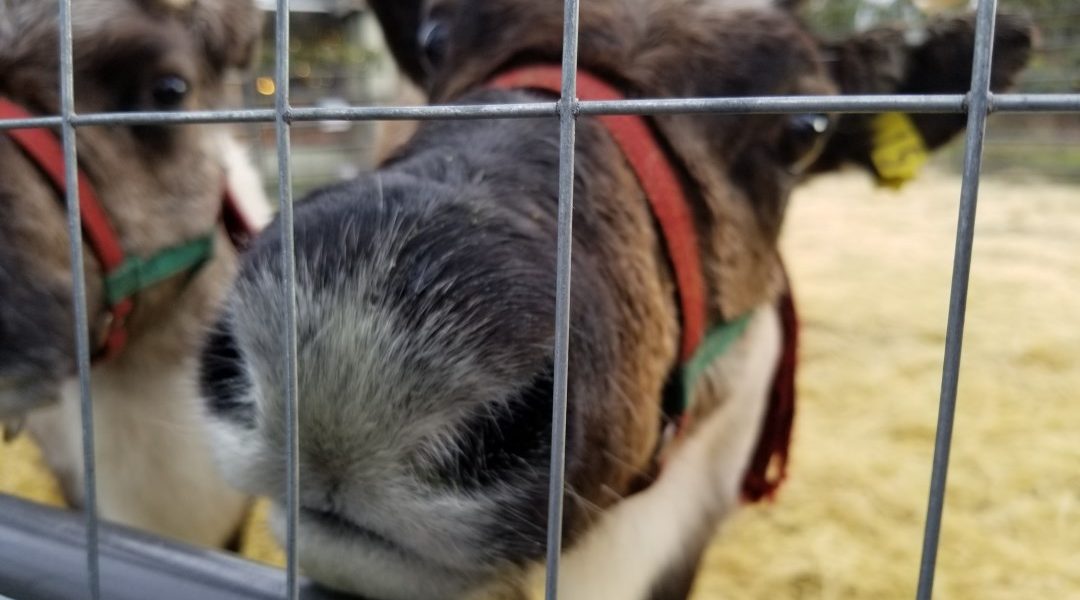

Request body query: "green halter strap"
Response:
[662, 313, 754, 423]
[103, 234, 216, 306]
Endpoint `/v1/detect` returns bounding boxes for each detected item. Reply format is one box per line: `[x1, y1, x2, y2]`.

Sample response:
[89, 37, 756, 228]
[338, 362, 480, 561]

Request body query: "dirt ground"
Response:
[2, 169, 1078, 598]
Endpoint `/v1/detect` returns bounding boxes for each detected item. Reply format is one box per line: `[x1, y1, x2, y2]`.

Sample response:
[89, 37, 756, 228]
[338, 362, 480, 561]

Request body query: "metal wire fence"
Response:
[2, 0, 1079, 599]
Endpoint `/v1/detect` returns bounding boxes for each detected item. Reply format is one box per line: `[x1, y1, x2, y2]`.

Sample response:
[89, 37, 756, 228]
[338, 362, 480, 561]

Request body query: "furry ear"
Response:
[806, 12, 1034, 178]
[190, 0, 265, 72]
[366, 0, 427, 87]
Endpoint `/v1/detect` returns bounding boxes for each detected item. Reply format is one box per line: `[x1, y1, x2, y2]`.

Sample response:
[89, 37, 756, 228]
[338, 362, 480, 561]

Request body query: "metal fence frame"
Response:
[2, 0, 1079, 599]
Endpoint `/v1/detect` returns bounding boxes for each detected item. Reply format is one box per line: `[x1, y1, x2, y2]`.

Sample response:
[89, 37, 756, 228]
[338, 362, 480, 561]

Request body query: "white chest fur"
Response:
[523, 305, 782, 599]
[25, 360, 248, 548]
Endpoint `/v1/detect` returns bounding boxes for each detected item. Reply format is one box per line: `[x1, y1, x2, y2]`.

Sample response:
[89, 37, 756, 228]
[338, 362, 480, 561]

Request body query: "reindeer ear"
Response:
[806, 12, 1034, 182]
[366, 0, 427, 87]
[191, 0, 265, 72]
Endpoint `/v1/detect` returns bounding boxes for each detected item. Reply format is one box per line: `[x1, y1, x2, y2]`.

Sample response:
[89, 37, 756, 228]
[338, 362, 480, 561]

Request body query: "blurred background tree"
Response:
[798, 0, 1080, 182]
[801, 0, 1079, 92]
[235, 0, 1079, 193]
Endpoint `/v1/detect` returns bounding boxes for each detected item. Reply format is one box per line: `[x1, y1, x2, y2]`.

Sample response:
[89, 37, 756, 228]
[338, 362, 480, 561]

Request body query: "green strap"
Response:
[104, 234, 215, 306]
[679, 313, 753, 414]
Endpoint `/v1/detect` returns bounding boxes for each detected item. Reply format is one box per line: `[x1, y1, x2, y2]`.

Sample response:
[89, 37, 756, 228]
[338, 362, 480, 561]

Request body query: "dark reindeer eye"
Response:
[789, 113, 830, 138]
[781, 113, 832, 174]
[150, 74, 189, 109]
[418, 19, 449, 73]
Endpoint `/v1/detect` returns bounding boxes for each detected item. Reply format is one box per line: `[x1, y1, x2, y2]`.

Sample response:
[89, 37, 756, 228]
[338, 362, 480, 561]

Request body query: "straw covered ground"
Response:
[698, 170, 1080, 599]
[2, 170, 1078, 599]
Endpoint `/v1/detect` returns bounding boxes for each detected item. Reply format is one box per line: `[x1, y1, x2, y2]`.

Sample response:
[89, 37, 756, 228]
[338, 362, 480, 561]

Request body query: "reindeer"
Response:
[200, 0, 1032, 597]
[0, 0, 268, 549]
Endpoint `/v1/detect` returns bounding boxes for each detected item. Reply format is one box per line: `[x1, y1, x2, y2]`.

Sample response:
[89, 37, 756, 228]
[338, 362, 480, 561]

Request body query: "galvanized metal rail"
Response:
[2, 94, 1079, 132]
[0, 495, 347, 600]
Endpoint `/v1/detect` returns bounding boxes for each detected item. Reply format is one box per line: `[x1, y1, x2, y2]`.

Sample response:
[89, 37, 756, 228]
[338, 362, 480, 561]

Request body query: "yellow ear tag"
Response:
[870, 112, 929, 190]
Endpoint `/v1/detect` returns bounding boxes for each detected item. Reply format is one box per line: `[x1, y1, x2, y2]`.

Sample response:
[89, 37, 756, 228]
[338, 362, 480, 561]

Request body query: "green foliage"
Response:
[799, 0, 865, 36]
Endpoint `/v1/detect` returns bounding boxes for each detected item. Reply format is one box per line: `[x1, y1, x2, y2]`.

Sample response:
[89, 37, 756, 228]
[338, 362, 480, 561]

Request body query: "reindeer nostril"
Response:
[431, 361, 558, 490]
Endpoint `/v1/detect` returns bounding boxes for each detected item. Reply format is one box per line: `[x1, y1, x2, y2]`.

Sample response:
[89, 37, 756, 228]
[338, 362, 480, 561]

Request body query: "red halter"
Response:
[0, 97, 253, 362]
[490, 66, 708, 362]
[487, 65, 798, 501]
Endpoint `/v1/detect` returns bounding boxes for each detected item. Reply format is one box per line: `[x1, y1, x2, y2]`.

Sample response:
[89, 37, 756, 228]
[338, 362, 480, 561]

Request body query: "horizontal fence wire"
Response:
[3, 94, 1080, 132]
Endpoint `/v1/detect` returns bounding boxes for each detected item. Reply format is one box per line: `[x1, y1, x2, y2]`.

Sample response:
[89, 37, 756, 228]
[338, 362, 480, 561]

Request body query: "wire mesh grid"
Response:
[2, 0, 1079, 599]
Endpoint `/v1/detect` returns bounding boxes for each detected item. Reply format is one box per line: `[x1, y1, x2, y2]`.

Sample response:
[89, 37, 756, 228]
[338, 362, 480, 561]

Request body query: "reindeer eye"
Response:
[790, 113, 830, 137]
[418, 19, 449, 73]
[150, 74, 189, 109]
[781, 113, 832, 174]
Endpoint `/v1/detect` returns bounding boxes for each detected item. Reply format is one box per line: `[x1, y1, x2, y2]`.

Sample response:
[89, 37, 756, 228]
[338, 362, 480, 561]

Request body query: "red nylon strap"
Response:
[0, 97, 133, 360]
[487, 67, 798, 503]
[742, 286, 798, 502]
[488, 66, 707, 362]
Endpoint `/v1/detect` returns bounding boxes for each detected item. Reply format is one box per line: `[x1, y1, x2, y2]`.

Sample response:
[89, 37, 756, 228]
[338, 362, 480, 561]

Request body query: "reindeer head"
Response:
[0, 0, 262, 419]
[377, 0, 1032, 316]
[203, 1, 1032, 598]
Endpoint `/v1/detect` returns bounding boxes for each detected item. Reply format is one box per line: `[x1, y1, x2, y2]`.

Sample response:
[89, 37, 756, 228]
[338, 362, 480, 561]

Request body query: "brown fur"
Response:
[0, 0, 262, 371]
[0, 0, 265, 546]
[353, 1, 1033, 594]
[370, 0, 1033, 436]
[199, 2, 1033, 596]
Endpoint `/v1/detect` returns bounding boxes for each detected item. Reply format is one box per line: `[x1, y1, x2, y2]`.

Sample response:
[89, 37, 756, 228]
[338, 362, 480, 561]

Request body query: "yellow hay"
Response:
[700, 171, 1080, 599]
[0, 435, 65, 509]
[2, 171, 1077, 598]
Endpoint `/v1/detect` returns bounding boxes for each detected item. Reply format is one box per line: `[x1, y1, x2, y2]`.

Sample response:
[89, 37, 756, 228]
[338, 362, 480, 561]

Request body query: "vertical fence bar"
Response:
[56, 1, 101, 599]
[543, 0, 581, 598]
[272, 1, 300, 599]
[915, 0, 999, 597]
